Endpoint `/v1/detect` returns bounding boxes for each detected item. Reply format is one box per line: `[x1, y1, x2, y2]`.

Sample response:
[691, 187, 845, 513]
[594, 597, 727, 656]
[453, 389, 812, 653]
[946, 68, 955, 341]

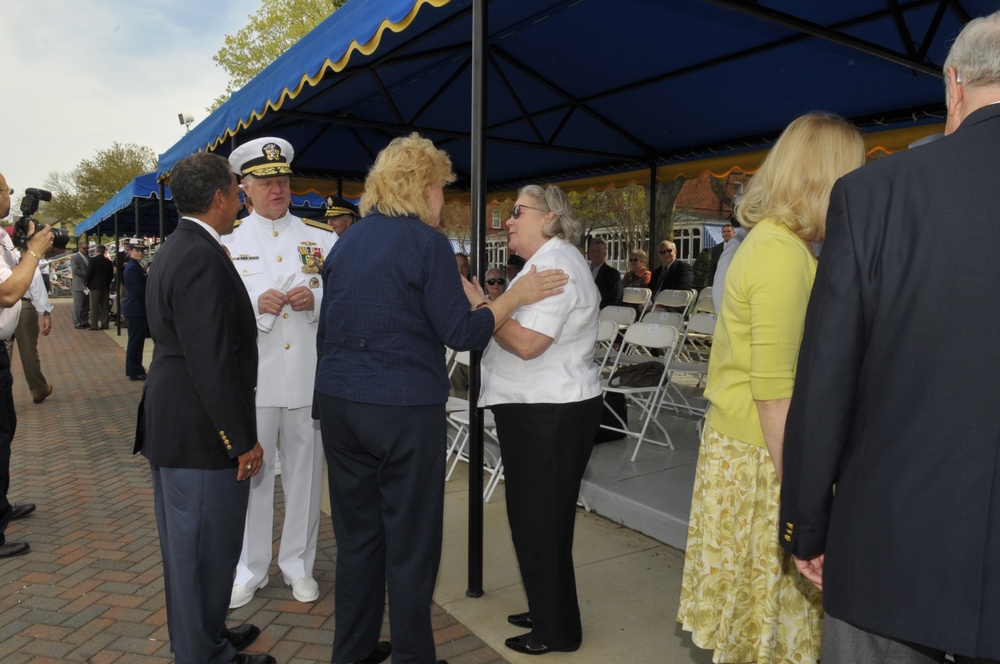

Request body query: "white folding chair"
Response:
[593, 318, 620, 374]
[601, 322, 680, 461]
[642, 310, 684, 329]
[446, 409, 504, 502]
[445, 350, 470, 451]
[599, 304, 636, 331]
[651, 289, 694, 315]
[694, 287, 715, 314]
[665, 312, 717, 415]
[622, 287, 652, 317]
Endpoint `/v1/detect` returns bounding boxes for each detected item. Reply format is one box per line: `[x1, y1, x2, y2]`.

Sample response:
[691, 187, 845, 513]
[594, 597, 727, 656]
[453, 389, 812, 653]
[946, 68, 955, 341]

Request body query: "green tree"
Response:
[571, 184, 648, 254]
[43, 142, 157, 225]
[211, 0, 345, 110]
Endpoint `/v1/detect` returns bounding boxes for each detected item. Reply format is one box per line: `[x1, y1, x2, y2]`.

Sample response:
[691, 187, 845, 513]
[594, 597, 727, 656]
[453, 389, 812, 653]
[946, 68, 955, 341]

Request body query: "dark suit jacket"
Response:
[84, 255, 115, 291]
[650, 260, 693, 295]
[593, 262, 622, 309]
[707, 242, 725, 284]
[137, 219, 258, 470]
[780, 104, 1000, 659]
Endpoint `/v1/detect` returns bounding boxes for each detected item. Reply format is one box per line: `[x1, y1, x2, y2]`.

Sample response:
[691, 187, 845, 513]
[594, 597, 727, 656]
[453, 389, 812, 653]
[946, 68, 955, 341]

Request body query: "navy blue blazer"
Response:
[315, 213, 493, 407]
[122, 258, 147, 319]
[138, 219, 258, 470]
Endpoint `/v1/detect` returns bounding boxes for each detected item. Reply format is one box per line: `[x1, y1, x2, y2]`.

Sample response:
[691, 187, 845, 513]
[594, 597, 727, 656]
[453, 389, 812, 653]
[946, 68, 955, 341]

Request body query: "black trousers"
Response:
[491, 395, 602, 649]
[0, 345, 16, 544]
[317, 393, 446, 664]
[125, 315, 147, 378]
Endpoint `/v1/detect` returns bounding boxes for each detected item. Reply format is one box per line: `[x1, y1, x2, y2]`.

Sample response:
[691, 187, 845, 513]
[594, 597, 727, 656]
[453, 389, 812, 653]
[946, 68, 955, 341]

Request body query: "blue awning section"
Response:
[76, 172, 334, 237]
[156, 0, 992, 195]
[703, 226, 724, 250]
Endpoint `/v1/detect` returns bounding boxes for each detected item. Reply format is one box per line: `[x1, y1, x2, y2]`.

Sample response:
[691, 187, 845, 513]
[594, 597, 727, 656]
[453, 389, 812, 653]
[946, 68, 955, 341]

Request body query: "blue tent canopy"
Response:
[157, 0, 992, 194]
[75, 172, 172, 237]
[76, 172, 334, 238]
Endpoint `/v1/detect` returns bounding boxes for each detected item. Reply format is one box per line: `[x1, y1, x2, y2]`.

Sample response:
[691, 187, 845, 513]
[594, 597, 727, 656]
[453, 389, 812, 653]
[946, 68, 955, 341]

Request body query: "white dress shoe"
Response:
[230, 576, 268, 609]
[284, 576, 319, 603]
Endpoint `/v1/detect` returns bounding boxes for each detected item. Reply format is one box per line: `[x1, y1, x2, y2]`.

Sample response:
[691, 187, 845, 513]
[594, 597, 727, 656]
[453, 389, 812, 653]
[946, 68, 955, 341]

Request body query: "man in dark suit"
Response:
[587, 237, 622, 309]
[84, 245, 114, 330]
[780, 11, 1000, 661]
[706, 222, 735, 285]
[138, 152, 273, 664]
[649, 240, 693, 297]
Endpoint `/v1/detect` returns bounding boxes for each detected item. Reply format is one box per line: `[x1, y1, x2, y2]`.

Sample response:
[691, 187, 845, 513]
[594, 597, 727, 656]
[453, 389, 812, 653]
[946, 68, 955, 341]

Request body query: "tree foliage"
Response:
[43, 142, 157, 225]
[210, 0, 345, 110]
[571, 184, 649, 254]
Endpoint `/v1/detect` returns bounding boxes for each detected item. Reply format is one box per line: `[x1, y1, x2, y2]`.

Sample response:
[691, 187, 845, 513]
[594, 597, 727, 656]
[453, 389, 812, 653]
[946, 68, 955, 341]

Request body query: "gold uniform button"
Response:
[243, 269, 248, 274]
[784, 534, 791, 542]
[284, 343, 291, 350]
[276, 256, 283, 263]
[283, 313, 289, 319]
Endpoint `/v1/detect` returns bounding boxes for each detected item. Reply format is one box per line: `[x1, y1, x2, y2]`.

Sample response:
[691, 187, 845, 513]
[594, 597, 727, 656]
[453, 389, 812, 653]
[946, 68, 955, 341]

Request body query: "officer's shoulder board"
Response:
[233, 219, 243, 228]
[300, 217, 334, 232]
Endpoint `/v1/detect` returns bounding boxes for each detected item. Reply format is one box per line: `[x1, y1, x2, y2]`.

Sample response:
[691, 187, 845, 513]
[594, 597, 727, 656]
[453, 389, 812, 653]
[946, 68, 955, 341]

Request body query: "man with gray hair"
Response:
[780, 11, 1000, 662]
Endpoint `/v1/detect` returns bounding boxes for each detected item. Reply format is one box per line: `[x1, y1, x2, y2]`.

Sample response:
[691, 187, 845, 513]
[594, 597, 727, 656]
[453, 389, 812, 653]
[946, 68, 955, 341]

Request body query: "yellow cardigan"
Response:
[704, 218, 817, 448]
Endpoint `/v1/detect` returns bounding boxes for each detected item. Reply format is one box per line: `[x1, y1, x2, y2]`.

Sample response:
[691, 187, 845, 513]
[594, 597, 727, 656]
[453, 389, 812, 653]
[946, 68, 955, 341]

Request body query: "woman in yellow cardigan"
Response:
[677, 113, 865, 664]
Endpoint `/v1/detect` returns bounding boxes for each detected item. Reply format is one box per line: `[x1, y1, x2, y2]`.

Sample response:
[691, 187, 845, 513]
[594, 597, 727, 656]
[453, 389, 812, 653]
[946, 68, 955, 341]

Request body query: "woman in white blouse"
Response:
[479, 184, 602, 656]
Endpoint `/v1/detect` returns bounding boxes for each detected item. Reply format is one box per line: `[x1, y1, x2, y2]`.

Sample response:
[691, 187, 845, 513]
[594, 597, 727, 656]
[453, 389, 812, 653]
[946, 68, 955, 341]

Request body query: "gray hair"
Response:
[944, 10, 1000, 90]
[518, 184, 582, 246]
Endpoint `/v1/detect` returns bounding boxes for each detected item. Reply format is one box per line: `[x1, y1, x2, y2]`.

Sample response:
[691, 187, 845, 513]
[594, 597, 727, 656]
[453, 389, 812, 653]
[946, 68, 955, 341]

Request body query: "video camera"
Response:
[14, 187, 70, 252]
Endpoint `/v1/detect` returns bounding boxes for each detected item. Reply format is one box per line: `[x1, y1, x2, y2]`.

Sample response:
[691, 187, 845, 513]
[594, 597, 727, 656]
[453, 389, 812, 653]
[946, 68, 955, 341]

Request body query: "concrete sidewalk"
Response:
[1, 300, 711, 663]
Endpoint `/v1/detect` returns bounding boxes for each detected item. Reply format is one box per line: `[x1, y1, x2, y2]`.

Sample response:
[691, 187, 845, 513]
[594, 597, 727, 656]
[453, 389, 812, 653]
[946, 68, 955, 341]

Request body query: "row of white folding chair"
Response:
[694, 287, 715, 314]
[599, 304, 636, 330]
[600, 321, 681, 461]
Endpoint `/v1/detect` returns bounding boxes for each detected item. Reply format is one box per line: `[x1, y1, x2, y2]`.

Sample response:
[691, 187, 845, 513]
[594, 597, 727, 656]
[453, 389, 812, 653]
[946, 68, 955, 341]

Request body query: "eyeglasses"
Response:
[511, 204, 544, 219]
[658, 248, 674, 254]
[486, 278, 506, 286]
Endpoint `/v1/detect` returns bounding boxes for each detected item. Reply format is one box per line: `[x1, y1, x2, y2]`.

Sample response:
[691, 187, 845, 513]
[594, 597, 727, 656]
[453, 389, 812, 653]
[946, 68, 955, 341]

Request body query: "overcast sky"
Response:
[1, 0, 260, 218]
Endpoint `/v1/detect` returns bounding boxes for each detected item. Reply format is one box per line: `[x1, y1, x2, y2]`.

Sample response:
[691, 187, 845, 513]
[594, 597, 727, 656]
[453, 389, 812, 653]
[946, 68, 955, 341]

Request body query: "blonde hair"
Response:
[518, 184, 583, 245]
[735, 112, 864, 243]
[360, 133, 456, 224]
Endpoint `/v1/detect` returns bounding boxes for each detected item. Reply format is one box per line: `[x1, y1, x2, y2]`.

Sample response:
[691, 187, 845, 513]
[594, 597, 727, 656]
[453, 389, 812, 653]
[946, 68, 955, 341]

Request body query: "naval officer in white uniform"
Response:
[223, 137, 337, 608]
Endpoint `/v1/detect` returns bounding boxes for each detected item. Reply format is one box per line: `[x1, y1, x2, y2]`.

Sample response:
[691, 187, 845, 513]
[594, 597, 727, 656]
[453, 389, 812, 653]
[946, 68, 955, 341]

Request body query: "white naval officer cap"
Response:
[229, 137, 294, 179]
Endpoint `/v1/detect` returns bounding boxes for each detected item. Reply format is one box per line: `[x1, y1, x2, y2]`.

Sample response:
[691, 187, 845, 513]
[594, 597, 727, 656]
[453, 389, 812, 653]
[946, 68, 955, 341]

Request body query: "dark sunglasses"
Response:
[486, 278, 506, 286]
[658, 248, 674, 254]
[511, 204, 544, 219]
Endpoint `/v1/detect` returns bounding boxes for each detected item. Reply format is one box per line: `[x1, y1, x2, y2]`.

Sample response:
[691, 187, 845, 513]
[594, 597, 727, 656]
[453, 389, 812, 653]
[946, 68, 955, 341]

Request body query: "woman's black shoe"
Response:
[504, 633, 581, 656]
[507, 612, 532, 628]
[354, 641, 391, 664]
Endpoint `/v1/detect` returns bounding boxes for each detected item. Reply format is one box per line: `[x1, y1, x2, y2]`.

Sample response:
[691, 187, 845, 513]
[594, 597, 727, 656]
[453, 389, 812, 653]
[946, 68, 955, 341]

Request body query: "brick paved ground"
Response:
[0, 300, 505, 664]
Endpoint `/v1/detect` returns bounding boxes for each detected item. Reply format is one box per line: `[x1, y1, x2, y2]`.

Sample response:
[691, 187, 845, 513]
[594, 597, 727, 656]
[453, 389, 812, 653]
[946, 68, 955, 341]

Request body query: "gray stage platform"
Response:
[579, 390, 707, 551]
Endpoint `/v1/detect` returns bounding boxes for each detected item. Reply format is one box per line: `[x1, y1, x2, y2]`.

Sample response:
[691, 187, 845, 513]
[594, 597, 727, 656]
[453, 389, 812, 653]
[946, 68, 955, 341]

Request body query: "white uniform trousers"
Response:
[234, 405, 323, 585]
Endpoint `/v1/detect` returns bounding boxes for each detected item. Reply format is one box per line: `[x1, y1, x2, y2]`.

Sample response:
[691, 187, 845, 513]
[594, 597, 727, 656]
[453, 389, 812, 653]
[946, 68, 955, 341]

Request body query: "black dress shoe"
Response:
[354, 641, 391, 663]
[507, 611, 532, 628]
[504, 633, 582, 656]
[0, 541, 30, 558]
[129, 375, 147, 381]
[10, 503, 35, 520]
[226, 623, 261, 651]
[231, 654, 275, 664]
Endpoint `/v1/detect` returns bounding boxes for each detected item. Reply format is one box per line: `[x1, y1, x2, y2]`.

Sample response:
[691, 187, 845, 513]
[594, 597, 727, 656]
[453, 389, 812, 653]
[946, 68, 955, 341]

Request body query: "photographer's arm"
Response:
[0, 225, 53, 308]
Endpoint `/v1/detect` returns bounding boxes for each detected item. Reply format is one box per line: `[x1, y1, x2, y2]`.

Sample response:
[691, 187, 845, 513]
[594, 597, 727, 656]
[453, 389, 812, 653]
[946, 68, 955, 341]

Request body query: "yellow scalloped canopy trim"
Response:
[204, 0, 453, 153]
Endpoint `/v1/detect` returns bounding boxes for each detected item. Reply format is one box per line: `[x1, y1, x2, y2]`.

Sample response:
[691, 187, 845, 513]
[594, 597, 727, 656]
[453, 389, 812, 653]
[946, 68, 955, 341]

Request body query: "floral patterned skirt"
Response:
[677, 424, 823, 664]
